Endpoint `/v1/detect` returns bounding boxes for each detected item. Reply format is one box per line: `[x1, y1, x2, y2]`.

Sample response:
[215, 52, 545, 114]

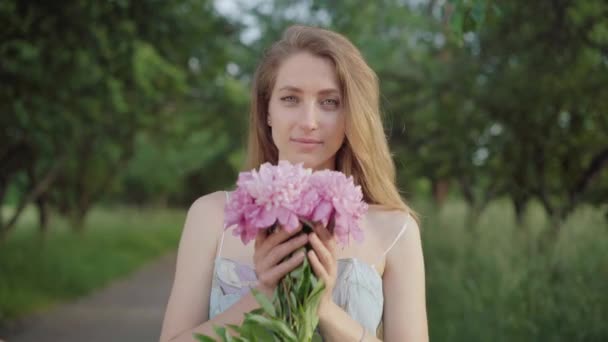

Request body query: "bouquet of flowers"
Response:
[196, 160, 368, 342]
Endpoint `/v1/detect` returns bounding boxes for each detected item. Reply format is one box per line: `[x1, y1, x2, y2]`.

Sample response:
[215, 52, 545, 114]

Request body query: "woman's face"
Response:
[268, 51, 346, 171]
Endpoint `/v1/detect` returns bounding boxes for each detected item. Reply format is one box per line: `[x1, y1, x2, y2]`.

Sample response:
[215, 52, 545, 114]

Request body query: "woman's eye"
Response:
[280, 96, 298, 103]
[321, 99, 340, 107]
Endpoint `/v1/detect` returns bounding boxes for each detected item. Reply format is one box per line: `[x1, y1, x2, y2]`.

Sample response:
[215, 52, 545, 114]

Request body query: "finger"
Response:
[254, 228, 268, 249]
[253, 229, 267, 264]
[255, 226, 285, 258]
[259, 233, 308, 270]
[309, 232, 335, 272]
[263, 250, 306, 285]
[313, 221, 332, 241]
[260, 222, 303, 253]
[313, 223, 337, 257]
[307, 249, 329, 281]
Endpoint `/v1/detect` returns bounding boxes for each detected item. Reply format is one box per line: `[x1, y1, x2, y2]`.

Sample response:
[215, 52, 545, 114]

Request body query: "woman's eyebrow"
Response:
[278, 85, 340, 95]
[278, 85, 302, 93]
[318, 89, 340, 96]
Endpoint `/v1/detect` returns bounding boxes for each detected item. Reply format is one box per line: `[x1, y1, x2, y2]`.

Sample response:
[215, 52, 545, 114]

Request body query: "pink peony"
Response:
[224, 186, 259, 244]
[225, 161, 316, 244]
[224, 160, 367, 246]
[308, 170, 368, 245]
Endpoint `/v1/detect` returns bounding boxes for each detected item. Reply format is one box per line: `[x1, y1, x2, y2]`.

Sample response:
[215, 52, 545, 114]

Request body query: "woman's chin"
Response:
[279, 155, 320, 170]
[300, 159, 335, 171]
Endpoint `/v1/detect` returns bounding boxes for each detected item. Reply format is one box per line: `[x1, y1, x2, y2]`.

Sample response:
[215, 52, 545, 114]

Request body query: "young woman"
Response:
[160, 25, 428, 342]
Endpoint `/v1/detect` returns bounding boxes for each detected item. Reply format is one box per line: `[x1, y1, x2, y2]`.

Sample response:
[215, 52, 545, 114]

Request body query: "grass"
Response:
[417, 197, 608, 341]
[0, 205, 184, 325]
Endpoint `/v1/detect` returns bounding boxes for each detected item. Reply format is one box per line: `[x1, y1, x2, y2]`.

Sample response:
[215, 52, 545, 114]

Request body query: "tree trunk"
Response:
[432, 178, 450, 207]
[512, 197, 528, 227]
[0, 176, 6, 229]
[538, 213, 564, 252]
[466, 204, 482, 230]
[70, 209, 87, 234]
[36, 193, 50, 239]
[0, 157, 64, 242]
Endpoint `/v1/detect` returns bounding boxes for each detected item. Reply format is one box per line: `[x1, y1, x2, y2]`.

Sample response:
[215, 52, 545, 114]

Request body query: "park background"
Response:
[1, 0, 607, 341]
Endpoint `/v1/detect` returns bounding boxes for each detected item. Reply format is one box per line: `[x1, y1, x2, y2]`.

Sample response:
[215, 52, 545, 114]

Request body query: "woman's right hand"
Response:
[253, 222, 309, 298]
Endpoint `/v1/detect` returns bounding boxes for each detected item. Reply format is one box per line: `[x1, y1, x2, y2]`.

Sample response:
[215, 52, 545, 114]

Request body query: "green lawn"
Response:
[0, 205, 184, 324]
[420, 198, 608, 341]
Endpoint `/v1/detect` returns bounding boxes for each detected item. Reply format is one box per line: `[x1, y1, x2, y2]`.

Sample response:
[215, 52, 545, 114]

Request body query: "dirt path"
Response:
[5, 252, 177, 342]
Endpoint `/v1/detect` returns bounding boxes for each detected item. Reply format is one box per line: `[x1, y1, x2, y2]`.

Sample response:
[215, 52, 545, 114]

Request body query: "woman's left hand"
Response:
[307, 221, 338, 315]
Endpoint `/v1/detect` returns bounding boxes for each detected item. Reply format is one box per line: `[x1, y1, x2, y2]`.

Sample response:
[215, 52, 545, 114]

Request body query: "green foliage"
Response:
[0, 0, 245, 235]
[133, 40, 187, 101]
[0, 205, 182, 322]
[421, 197, 608, 341]
[262, 0, 608, 227]
[447, 0, 502, 41]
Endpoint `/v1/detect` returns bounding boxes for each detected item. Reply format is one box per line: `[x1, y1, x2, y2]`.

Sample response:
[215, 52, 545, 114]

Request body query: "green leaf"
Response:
[242, 321, 274, 341]
[471, 0, 486, 31]
[275, 296, 283, 318]
[250, 288, 276, 317]
[289, 291, 298, 311]
[278, 290, 289, 322]
[289, 261, 304, 279]
[213, 326, 233, 342]
[310, 274, 318, 288]
[250, 308, 265, 316]
[244, 313, 297, 341]
[194, 333, 217, 342]
[234, 323, 253, 339]
[226, 324, 243, 335]
[297, 262, 312, 301]
[308, 278, 326, 302]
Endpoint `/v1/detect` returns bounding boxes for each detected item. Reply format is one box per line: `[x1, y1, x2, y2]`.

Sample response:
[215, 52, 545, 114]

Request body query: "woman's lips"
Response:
[292, 138, 322, 144]
[291, 138, 322, 148]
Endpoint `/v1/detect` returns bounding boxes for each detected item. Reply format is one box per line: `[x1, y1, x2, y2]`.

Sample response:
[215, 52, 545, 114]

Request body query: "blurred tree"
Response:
[112, 0, 250, 208]
[473, 0, 608, 241]
[0, 0, 241, 236]
[2, 0, 605, 241]
[239, 0, 608, 237]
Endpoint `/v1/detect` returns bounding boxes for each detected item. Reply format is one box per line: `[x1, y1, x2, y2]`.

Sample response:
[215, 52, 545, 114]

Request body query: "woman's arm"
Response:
[158, 192, 217, 341]
[159, 192, 261, 342]
[315, 213, 427, 341]
[307, 223, 382, 341]
[163, 291, 267, 342]
[382, 214, 428, 341]
[159, 191, 309, 342]
[318, 301, 382, 341]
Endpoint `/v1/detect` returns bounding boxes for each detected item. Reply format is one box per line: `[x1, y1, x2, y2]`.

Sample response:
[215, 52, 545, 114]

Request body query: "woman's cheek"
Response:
[325, 115, 344, 133]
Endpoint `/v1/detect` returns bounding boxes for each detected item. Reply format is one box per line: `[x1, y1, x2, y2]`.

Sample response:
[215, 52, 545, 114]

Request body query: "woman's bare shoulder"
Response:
[189, 190, 227, 213]
[181, 190, 228, 243]
[366, 207, 412, 242]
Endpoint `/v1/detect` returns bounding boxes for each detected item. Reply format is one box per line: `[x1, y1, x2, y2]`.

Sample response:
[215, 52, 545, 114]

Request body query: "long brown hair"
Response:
[244, 25, 418, 221]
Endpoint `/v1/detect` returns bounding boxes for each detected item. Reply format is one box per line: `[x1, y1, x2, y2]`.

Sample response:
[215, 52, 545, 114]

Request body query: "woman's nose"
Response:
[299, 101, 319, 130]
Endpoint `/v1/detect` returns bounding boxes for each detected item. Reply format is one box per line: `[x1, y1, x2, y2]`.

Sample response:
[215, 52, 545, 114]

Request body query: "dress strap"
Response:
[215, 191, 229, 260]
[371, 212, 410, 270]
